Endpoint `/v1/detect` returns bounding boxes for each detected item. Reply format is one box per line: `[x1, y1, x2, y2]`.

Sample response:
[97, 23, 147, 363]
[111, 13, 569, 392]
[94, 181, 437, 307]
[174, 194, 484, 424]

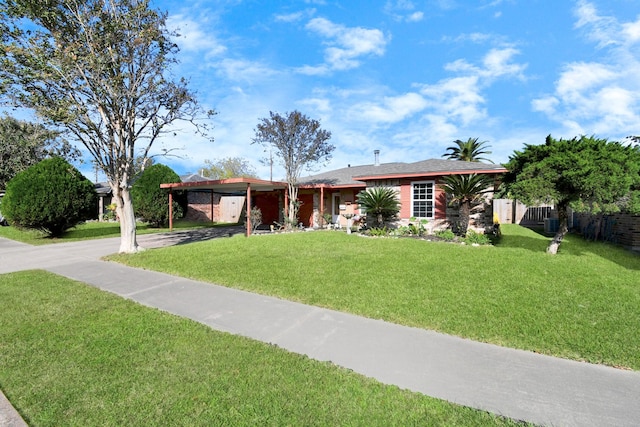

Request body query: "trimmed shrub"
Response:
[2, 157, 97, 237]
[131, 164, 185, 227]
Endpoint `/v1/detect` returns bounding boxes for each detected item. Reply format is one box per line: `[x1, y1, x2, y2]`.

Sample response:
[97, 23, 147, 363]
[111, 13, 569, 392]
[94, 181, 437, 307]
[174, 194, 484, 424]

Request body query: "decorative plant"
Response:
[463, 230, 492, 245]
[248, 206, 262, 233]
[356, 187, 400, 228]
[322, 212, 333, 228]
[434, 229, 456, 241]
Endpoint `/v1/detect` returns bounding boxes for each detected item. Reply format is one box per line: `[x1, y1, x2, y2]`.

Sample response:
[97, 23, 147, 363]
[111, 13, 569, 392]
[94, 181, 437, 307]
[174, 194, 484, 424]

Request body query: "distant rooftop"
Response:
[180, 173, 210, 183]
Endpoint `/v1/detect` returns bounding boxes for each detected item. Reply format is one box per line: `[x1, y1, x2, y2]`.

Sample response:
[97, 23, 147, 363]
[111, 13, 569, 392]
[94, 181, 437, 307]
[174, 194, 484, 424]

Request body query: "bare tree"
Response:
[0, 0, 213, 252]
[252, 111, 333, 227]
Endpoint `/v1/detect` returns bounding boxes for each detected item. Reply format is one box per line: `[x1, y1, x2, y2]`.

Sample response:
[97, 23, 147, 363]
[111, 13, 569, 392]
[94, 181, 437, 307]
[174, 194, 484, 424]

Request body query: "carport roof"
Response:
[160, 177, 288, 194]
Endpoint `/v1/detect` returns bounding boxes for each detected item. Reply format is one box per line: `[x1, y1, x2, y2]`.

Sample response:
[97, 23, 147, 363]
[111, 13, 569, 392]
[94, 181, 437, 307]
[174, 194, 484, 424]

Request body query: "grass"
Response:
[0, 271, 520, 426]
[108, 224, 640, 370]
[0, 219, 231, 245]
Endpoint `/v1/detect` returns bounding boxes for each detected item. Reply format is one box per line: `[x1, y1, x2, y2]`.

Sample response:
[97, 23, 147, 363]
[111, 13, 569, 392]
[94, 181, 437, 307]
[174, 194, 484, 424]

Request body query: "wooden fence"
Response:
[494, 199, 640, 251]
[573, 212, 640, 251]
[493, 199, 554, 226]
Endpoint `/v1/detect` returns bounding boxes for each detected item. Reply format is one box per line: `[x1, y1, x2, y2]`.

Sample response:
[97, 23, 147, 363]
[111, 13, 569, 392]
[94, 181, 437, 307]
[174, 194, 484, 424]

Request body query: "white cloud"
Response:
[418, 47, 525, 126]
[555, 62, 616, 100]
[531, 96, 559, 115]
[420, 76, 486, 126]
[295, 64, 330, 76]
[622, 20, 640, 43]
[350, 93, 428, 124]
[215, 58, 281, 83]
[407, 11, 424, 22]
[384, 1, 424, 22]
[481, 47, 526, 78]
[274, 9, 316, 23]
[444, 32, 494, 44]
[274, 11, 307, 23]
[532, 1, 640, 138]
[302, 17, 389, 73]
[168, 15, 227, 57]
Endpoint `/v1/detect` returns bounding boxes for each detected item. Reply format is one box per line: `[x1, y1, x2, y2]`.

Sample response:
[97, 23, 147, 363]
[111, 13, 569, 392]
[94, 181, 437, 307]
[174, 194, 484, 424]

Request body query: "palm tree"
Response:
[443, 137, 493, 163]
[440, 174, 494, 235]
[356, 187, 400, 228]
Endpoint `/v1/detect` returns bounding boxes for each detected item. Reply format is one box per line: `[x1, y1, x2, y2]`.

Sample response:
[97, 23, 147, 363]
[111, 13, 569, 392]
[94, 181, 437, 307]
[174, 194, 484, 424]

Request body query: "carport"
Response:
[160, 178, 288, 236]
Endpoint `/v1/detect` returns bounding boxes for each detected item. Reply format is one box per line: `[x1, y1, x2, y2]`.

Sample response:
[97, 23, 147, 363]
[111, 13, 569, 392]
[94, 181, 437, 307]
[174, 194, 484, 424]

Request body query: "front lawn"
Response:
[0, 220, 229, 245]
[109, 225, 640, 370]
[0, 271, 519, 426]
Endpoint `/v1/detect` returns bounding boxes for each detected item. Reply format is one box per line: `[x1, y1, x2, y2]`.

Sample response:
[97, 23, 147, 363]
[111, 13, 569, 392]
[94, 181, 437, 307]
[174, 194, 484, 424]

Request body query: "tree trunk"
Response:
[112, 184, 142, 254]
[287, 184, 298, 229]
[458, 201, 471, 235]
[547, 201, 569, 255]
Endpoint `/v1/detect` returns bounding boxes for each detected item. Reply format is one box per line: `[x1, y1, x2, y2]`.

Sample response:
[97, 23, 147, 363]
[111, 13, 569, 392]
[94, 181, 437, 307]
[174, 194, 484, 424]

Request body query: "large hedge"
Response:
[2, 157, 97, 237]
[131, 164, 185, 227]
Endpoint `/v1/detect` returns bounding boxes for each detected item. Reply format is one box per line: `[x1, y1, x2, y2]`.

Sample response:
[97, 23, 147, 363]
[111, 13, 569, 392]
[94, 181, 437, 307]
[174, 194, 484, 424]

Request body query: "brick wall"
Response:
[185, 191, 220, 222]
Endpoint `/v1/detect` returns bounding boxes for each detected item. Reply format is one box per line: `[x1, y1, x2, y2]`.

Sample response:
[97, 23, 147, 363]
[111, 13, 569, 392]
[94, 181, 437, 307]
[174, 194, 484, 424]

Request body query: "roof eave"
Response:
[355, 168, 507, 181]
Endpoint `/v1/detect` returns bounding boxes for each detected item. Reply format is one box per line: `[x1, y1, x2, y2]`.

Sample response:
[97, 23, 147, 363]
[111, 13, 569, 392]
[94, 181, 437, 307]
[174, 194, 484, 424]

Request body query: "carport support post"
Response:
[246, 182, 252, 237]
[168, 189, 174, 231]
[320, 186, 325, 228]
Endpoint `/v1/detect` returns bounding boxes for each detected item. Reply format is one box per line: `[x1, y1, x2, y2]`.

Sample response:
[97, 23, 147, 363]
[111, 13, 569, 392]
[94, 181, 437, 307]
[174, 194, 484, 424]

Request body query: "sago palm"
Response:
[356, 186, 400, 227]
[443, 137, 493, 163]
[440, 174, 494, 235]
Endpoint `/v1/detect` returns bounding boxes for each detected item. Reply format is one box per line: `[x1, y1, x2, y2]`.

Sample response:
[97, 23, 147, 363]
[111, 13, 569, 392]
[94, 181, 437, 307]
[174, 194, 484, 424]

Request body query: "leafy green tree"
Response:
[201, 157, 258, 179]
[442, 138, 493, 163]
[356, 187, 400, 228]
[252, 111, 333, 228]
[439, 174, 494, 236]
[1, 157, 96, 237]
[131, 164, 184, 227]
[0, 0, 212, 253]
[0, 115, 81, 189]
[503, 135, 640, 254]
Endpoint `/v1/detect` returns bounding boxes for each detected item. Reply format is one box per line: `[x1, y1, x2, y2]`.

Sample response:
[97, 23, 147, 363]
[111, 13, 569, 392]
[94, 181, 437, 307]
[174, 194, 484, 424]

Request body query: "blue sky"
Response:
[127, 1, 639, 179]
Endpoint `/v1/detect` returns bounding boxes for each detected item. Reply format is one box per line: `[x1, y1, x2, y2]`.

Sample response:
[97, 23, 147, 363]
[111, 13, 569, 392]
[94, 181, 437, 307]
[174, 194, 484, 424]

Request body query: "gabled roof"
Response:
[180, 173, 210, 183]
[300, 158, 506, 186]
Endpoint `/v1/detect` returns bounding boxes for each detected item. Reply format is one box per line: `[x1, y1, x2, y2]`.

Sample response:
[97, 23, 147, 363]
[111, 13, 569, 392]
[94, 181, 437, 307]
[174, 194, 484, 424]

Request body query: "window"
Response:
[411, 181, 434, 219]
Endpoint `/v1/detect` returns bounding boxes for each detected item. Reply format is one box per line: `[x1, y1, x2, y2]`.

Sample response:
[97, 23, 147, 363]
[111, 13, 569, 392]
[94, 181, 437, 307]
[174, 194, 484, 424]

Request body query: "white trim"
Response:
[332, 193, 341, 223]
[411, 180, 435, 219]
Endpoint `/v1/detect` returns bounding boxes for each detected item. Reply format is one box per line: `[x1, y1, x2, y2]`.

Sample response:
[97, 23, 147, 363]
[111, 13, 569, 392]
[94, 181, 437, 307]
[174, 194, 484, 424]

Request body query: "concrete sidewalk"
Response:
[1, 234, 640, 426]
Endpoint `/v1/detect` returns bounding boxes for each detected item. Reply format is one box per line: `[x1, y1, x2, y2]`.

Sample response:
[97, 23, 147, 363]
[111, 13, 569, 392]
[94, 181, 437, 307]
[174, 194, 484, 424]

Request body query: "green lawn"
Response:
[0, 219, 230, 245]
[108, 224, 640, 370]
[0, 271, 520, 426]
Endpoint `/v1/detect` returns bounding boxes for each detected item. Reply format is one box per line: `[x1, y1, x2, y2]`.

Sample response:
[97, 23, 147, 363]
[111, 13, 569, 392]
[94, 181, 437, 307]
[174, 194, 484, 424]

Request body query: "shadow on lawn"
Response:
[496, 232, 550, 253]
[138, 225, 246, 248]
[499, 226, 640, 270]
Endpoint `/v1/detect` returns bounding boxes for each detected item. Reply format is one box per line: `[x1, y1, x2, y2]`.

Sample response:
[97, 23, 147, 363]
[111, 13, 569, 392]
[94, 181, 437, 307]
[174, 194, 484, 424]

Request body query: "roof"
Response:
[94, 182, 112, 196]
[180, 173, 210, 183]
[161, 177, 288, 194]
[300, 158, 506, 186]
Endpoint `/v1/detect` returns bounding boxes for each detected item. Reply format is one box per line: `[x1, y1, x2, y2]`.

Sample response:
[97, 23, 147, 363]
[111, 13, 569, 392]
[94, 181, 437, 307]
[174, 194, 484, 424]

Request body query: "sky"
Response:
[94, 0, 640, 180]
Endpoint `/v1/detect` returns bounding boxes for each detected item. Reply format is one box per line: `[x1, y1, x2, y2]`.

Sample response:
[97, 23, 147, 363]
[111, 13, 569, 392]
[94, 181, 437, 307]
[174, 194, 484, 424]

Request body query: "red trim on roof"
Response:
[160, 177, 288, 190]
[354, 168, 507, 181]
[298, 183, 367, 190]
